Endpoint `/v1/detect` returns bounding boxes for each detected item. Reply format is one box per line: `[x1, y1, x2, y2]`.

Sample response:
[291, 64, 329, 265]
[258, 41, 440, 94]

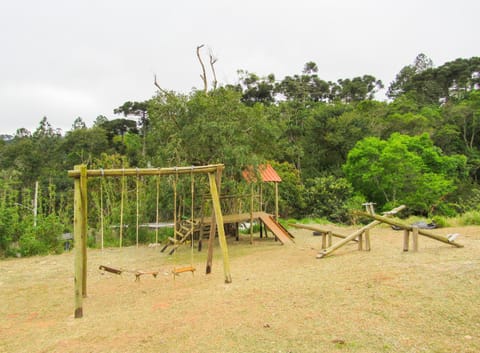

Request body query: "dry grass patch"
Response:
[1, 225, 479, 352]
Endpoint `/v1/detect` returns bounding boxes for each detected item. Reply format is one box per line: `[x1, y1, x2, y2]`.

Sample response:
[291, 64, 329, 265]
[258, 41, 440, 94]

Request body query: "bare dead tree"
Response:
[196, 44, 208, 94]
[209, 48, 218, 91]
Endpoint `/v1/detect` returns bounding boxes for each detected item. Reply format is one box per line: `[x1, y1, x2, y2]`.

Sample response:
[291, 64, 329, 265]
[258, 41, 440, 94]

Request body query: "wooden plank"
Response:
[289, 224, 358, 242]
[173, 266, 196, 275]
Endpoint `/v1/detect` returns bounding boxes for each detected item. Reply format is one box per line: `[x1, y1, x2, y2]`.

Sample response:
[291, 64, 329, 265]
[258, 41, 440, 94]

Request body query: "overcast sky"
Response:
[0, 0, 478, 135]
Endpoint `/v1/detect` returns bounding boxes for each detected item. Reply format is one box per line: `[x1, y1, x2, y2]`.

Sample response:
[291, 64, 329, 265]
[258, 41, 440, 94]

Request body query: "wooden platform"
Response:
[199, 212, 294, 244]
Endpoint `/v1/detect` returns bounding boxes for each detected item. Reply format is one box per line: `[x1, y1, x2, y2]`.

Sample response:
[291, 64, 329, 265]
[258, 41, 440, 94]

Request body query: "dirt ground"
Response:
[1, 224, 479, 353]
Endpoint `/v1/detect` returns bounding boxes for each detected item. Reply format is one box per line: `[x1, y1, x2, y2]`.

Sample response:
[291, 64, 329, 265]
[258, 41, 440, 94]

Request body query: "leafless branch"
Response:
[196, 44, 208, 94]
[153, 74, 167, 94]
[209, 50, 218, 90]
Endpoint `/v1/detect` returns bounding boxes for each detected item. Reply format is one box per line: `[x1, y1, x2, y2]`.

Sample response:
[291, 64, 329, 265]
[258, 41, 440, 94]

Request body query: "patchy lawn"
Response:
[1, 224, 479, 353]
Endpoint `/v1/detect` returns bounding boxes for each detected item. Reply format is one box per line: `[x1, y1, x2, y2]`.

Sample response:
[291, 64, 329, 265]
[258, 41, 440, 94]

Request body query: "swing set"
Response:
[69, 163, 232, 319]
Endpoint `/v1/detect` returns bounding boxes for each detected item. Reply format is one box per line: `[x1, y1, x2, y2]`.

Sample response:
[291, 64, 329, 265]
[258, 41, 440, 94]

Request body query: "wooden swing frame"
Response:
[69, 164, 232, 319]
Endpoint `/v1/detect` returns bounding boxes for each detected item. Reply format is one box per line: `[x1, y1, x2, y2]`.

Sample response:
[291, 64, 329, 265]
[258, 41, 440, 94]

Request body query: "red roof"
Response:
[242, 164, 282, 183]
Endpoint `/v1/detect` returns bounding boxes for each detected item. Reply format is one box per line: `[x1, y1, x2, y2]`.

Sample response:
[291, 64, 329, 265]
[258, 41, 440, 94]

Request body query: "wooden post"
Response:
[358, 233, 363, 251]
[403, 229, 410, 252]
[249, 184, 254, 244]
[33, 181, 38, 227]
[327, 231, 332, 247]
[274, 182, 279, 220]
[205, 210, 216, 274]
[412, 226, 419, 252]
[74, 165, 88, 318]
[208, 171, 232, 283]
[259, 183, 263, 212]
[321, 232, 327, 249]
[364, 230, 371, 251]
[119, 172, 124, 248]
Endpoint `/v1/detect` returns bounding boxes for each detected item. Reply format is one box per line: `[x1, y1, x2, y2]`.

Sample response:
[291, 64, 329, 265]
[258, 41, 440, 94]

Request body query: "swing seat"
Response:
[172, 266, 196, 276]
[134, 270, 159, 281]
[99, 265, 122, 275]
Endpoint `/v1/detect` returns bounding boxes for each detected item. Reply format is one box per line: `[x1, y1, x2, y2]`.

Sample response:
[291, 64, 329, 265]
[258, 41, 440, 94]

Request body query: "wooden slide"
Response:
[257, 212, 295, 244]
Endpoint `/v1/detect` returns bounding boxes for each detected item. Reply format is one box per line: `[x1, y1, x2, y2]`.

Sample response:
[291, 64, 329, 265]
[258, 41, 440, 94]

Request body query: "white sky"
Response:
[0, 0, 478, 134]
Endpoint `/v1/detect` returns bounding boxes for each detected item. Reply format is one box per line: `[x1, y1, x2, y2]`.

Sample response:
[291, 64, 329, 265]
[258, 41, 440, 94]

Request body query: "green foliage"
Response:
[0, 55, 479, 257]
[268, 161, 305, 218]
[343, 133, 466, 215]
[458, 211, 480, 226]
[304, 176, 362, 223]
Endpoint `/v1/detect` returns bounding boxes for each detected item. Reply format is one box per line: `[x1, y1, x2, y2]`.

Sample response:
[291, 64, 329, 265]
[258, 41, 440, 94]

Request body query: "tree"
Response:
[71, 117, 87, 130]
[388, 56, 480, 104]
[236, 70, 276, 106]
[276, 62, 331, 102]
[114, 101, 149, 158]
[147, 87, 279, 184]
[387, 53, 434, 99]
[336, 75, 384, 103]
[343, 133, 467, 215]
[61, 126, 109, 167]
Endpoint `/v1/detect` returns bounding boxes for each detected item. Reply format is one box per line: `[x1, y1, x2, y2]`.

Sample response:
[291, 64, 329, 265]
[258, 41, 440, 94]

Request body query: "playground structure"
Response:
[159, 163, 294, 253]
[68, 164, 232, 319]
[290, 204, 463, 259]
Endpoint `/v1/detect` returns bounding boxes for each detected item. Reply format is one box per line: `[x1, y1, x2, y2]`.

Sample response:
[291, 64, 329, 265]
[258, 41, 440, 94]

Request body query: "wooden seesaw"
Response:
[291, 204, 462, 259]
[355, 210, 464, 251]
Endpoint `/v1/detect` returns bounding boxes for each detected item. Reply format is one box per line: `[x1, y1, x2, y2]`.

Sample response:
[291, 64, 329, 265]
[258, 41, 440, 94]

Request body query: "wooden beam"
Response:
[68, 164, 225, 178]
[289, 223, 358, 242]
[208, 171, 232, 283]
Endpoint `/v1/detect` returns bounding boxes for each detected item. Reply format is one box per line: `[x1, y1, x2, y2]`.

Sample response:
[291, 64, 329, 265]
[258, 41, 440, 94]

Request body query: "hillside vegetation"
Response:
[1, 54, 479, 257]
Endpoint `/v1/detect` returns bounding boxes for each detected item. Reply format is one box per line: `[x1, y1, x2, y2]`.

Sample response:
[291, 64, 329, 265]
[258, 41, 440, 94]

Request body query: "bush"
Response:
[459, 211, 480, 226]
[304, 176, 364, 224]
[19, 232, 48, 256]
[17, 214, 64, 256]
